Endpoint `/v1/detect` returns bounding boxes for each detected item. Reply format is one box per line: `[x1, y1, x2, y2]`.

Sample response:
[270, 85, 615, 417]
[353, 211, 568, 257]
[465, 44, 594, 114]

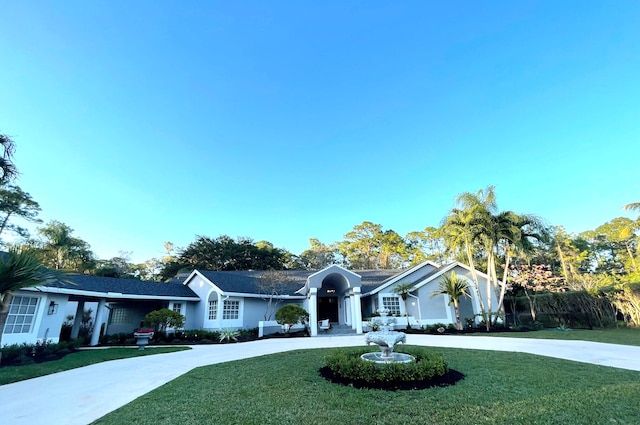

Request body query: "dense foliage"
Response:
[323, 346, 449, 389]
[159, 235, 291, 279]
[0, 339, 82, 366]
[275, 304, 309, 332]
[143, 308, 185, 334]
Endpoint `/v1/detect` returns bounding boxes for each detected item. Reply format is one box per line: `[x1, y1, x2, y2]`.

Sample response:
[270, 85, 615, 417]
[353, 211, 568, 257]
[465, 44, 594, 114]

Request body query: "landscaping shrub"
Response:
[0, 340, 80, 367]
[218, 328, 240, 343]
[323, 346, 449, 389]
[275, 304, 309, 333]
[143, 308, 185, 338]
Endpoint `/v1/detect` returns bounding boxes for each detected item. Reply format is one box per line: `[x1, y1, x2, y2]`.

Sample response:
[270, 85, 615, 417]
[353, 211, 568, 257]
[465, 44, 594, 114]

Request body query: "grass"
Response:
[93, 347, 640, 425]
[0, 346, 189, 385]
[482, 327, 640, 346]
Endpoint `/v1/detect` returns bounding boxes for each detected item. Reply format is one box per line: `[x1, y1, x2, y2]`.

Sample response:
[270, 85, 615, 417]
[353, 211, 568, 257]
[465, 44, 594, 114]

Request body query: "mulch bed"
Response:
[318, 366, 465, 391]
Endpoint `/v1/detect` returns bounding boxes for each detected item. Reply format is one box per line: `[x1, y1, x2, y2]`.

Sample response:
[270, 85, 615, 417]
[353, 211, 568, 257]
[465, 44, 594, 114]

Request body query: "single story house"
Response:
[1, 260, 499, 346]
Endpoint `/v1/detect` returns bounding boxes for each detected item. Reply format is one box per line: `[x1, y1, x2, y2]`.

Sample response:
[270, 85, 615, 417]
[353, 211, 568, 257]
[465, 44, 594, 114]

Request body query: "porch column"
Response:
[309, 288, 318, 336]
[217, 293, 224, 329]
[349, 294, 356, 330]
[353, 287, 363, 334]
[70, 300, 85, 339]
[89, 299, 107, 346]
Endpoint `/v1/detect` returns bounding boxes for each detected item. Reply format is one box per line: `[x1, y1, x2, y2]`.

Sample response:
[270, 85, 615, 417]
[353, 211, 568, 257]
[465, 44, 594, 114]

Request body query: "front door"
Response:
[318, 296, 339, 322]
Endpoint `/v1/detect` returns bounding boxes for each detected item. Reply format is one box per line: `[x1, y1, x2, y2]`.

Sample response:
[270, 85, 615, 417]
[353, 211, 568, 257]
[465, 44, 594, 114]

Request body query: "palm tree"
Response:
[392, 282, 415, 329]
[431, 271, 470, 330]
[623, 202, 640, 212]
[0, 248, 60, 354]
[493, 213, 548, 323]
[37, 220, 95, 271]
[0, 134, 18, 184]
[440, 187, 497, 325]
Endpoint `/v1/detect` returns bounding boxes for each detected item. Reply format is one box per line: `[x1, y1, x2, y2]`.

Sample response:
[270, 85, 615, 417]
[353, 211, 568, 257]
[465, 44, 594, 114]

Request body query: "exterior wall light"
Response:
[48, 301, 58, 315]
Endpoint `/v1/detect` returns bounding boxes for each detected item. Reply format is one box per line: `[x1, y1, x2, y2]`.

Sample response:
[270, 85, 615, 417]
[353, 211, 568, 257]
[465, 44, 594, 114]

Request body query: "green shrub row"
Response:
[324, 346, 448, 384]
[99, 328, 260, 345]
[1, 339, 82, 366]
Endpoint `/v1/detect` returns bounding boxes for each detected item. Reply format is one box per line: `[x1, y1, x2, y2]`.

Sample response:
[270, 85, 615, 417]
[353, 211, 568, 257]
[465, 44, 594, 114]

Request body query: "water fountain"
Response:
[362, 308, 415, 364]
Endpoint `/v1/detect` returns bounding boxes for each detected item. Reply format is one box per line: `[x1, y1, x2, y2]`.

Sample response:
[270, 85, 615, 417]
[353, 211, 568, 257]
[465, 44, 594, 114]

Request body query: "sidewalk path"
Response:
[3, 335, 640, 425]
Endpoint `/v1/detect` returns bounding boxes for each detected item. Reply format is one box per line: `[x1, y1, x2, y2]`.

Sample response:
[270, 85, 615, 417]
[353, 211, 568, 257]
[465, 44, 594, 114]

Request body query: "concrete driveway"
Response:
[3, 335, 640, 425]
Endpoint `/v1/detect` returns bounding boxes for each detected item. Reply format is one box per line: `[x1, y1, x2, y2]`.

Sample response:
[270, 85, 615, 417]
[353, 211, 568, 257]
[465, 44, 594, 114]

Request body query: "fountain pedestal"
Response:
[361, 308, 415, 364]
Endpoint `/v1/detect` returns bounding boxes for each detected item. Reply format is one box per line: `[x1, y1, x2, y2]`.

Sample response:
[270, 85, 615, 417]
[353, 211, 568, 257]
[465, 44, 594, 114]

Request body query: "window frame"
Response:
[382, 295, 402, 316]
[208, 300, 218, 320]
[222, 300, 240, 320]
[4, 296, 39, 334]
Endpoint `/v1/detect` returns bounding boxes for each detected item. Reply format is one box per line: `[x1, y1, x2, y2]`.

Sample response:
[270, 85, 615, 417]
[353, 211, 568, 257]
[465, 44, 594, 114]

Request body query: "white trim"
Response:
[25, 287, 199, 301]
[221, 292, 305, 300]
[411, 261, 500, 291]
[307, 264, 361, 280]
[364, 260, 440, 296]
[297, 264, 362, 295]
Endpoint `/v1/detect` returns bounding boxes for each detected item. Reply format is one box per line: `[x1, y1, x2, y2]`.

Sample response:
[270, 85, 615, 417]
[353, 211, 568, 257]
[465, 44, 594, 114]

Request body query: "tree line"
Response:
[1, 132, 640, 326]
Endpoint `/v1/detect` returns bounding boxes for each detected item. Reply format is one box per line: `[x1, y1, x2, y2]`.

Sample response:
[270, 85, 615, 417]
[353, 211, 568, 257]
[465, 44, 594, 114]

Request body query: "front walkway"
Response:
[3, 335, 640, 425]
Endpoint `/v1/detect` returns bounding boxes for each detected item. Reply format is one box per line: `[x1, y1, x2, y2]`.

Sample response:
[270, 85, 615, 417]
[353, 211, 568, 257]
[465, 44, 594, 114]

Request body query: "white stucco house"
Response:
[1, 260, 500, 346]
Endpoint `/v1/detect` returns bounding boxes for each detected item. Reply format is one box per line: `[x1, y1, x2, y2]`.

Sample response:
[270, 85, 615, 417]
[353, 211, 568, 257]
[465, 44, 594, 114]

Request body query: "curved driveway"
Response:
[3, 335, 640, 425]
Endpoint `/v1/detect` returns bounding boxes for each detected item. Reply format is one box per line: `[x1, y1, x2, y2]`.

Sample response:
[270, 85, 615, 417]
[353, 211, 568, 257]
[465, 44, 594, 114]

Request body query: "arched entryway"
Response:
[317, 273, 349, 323]
[305, 265, 364, 336]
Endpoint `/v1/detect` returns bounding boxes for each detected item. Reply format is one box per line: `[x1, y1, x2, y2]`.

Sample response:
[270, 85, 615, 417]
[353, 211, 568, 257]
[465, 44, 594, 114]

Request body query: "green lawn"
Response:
[93, 347, 640, 425]
[482, 327, 640, 346]
[0, 347, 189, 385]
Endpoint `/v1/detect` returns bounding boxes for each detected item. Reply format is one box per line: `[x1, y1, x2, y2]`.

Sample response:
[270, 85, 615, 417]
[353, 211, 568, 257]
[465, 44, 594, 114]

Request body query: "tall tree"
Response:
[456, 186, 498, 327]
[94, 251, 137, 278]
[36, 221, 95, 272]
[406, 226, 448, 265]
[378, 230, 408, 269]
[0, 248, 60, 349]
[160, 235, 290, 279]
[0, 185, 42, 241]
[440, 207, 488, 322]
[340, 221, 383, 269]
[623, 202, 640, 212]
[430, 271, 470, 330]
[493, 213, 548, 322]
[297, 238, 336, 270]
[582, 218, 638, 273]
[0, 134, 18, 184]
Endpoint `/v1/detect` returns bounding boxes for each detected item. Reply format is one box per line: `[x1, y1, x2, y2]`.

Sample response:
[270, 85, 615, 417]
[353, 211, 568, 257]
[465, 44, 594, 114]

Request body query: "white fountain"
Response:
[362, 308, 415, 364]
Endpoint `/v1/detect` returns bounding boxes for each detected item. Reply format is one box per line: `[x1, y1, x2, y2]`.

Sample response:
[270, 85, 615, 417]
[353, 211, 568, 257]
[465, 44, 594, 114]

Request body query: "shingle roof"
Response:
[194, 270, 310, 295]
[44, 274, 199, 298]
[358, 270, 403, 293]
[184, 269, 402, 295]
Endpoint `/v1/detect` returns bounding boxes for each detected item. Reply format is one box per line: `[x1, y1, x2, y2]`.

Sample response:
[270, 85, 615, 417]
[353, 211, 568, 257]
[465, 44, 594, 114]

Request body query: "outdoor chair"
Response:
[318, 319, 331, 332]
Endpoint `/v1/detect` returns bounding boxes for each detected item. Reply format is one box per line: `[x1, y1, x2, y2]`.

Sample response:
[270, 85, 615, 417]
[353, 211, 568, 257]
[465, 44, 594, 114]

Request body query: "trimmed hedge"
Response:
[323, 346, 448, 388]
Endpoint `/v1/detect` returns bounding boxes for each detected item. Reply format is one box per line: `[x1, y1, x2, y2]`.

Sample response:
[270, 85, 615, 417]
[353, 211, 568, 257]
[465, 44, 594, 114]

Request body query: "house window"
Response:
[4, 296, 39, 334]
[222, 300, 239, 320]
[208, 300, 218, 320]
[382, 296, 401, 316]
[110, 308, 131, 325]
[172, 303, 182, 314]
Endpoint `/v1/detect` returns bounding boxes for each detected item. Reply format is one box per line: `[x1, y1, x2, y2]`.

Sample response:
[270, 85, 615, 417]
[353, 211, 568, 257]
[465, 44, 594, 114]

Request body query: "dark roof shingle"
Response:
[45, 274, 199, 298]
[191, 269, 401, 295]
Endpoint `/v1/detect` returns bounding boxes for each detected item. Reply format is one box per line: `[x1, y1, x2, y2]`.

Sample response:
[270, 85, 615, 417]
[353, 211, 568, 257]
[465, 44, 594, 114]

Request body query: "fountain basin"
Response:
[363, 330, 413, 363]
[365, 330, 406, 348]
[360, 351, 415, 364]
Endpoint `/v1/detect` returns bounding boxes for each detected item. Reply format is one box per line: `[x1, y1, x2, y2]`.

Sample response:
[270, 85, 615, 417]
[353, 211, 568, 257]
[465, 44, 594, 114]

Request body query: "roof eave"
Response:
[25, 286, 200, 301]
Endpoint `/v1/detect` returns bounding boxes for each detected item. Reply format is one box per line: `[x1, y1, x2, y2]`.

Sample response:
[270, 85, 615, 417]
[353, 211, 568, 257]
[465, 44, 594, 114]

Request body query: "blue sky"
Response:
[1, 1, 639, 263]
